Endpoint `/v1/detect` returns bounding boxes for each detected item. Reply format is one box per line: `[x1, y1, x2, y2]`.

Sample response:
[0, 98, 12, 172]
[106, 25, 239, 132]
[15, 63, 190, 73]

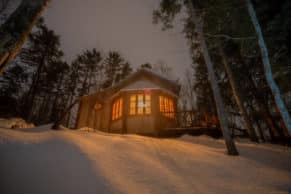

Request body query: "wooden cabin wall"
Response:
[76, 97, 90, 129]
[77, 88, 178, 134]
[93, 109, 100, 130]
[82, 96, 111, 132]
[86, 96, 96, 129]
[101, 101, 111, 132]
[110, 120, 123, 133]
[123, 90, 157, 135]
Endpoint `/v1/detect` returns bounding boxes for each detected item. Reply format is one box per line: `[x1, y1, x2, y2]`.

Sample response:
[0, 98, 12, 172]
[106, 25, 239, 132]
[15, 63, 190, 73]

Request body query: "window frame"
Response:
[129, 93, 151, 116]
[111, 97, 123, 121]
[159, 95, 175, 119]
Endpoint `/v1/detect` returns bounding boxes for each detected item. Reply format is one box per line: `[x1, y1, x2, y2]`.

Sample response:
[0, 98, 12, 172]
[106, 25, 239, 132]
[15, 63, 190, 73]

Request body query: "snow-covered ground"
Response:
[0, 118, 34, 129]
[0, 126, 290, 194]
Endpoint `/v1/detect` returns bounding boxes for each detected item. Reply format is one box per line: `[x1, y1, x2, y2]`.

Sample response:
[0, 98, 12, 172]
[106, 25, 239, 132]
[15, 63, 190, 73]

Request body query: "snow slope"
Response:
[0, 126, 290, 194]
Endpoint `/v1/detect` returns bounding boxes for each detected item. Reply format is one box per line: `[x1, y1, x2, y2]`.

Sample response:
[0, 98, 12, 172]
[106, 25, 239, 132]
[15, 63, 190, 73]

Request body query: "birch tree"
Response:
[153, 0, 239, 155]
[245, 0, 291, 136]
[187, 0, 238, 155]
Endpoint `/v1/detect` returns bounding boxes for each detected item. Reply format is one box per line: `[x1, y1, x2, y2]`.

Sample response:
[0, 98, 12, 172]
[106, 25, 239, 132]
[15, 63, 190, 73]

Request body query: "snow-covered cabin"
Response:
[76, 69, 180, 135]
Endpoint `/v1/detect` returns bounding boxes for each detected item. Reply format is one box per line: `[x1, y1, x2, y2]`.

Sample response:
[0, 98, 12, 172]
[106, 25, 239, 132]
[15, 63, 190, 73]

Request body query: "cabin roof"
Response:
[84, 68, 180, 102]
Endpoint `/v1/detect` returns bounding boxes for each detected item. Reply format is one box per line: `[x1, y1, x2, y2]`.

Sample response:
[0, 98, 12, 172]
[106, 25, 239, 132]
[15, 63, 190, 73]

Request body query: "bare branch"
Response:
[205, 33, 256, 40]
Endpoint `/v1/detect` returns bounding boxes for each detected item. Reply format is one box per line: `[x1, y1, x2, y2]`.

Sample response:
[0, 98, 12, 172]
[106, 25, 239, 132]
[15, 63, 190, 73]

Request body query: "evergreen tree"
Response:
[0, 62, 28, 117]
[20, 19, 65, 124]
[140, 63, 153, 70]
[102, 51, 132, 88]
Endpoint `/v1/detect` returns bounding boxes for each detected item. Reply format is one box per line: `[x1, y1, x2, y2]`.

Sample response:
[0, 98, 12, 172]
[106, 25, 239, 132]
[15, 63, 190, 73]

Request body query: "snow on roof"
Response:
[110, 68, 180, 91]
[86, 68, 180, 101]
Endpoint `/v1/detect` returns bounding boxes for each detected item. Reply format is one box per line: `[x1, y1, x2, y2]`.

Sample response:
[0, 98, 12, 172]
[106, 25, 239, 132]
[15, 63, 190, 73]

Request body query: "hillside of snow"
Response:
[0, 126, 290, 194]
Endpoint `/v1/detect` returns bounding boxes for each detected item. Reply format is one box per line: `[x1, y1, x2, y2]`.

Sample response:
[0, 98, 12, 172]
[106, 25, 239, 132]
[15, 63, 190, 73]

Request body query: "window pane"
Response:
[112, 98, 123, 120]
[137, 94, 144, 115]
[145, 94, 150, 101]
[145, 94, 151, 114]
[165, 97, 169, 117]
[119, 99, 123, 117]
[130, 95, 136, 101]
[115, 100, 119, 119]
[112, 102, 116, 120]
[130, 95, 136, 115]
[159, 96, 164, 112]
[159, 96, 175, 119]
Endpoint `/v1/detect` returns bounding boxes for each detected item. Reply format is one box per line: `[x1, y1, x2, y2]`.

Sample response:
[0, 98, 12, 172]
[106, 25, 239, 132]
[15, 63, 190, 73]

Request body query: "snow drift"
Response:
[0, 126, 290, 194]
[0, 118, 34, 129]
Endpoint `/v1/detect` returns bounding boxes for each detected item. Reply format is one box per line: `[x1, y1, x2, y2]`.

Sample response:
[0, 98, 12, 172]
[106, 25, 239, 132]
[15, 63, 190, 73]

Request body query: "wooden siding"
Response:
[75, 73, 179, 135]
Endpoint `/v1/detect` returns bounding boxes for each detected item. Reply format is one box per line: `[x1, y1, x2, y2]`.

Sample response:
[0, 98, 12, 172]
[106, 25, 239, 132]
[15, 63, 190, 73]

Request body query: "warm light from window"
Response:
[145, 94, 151, 114]
[112, 97, 123, 120]
[130, 94, 151, 115]
[137, 94, 144, 115]
[159, 96, 175, 118]
[130, 95, 136, 115]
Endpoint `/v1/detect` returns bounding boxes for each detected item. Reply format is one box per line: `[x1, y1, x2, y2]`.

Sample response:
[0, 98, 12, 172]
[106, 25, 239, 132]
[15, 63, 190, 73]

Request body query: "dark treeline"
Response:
[153, 0, 291, 148]
[0, 0, 290, 155]
[0, 18, 132, 126]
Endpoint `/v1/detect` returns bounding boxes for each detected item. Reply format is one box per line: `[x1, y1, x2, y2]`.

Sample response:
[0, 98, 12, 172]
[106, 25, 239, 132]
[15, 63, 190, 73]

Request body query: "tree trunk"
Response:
[51, 72, 65, 122]
[254, 117, 265, 142]
[188, 0, 238, 155]
[258, 103, 279, 141]
[0, 0, 50, 74]
[248, 104, 265, 141]
[245, 0, 291, 136]
[26, 52, 47, 121]
[52, 98, 80, 130]
[249, 76, 283, 140]
[219, 47, 258, 142]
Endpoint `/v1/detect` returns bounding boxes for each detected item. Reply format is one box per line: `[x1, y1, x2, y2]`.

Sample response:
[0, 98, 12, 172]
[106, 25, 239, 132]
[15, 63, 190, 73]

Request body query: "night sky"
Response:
[44, 0, 191, 79]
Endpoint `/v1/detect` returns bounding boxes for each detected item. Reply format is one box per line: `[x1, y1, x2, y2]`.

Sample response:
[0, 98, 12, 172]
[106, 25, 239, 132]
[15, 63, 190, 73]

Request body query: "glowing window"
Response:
[159, 96, 175, 118]
[129, 95, 136, 115]
[159, 96, 164, 113]
[137, 94, 144, 115]
[112, 97, 123, 120]
[145, 94, 151, 114]
[129, 94, 151, 115]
